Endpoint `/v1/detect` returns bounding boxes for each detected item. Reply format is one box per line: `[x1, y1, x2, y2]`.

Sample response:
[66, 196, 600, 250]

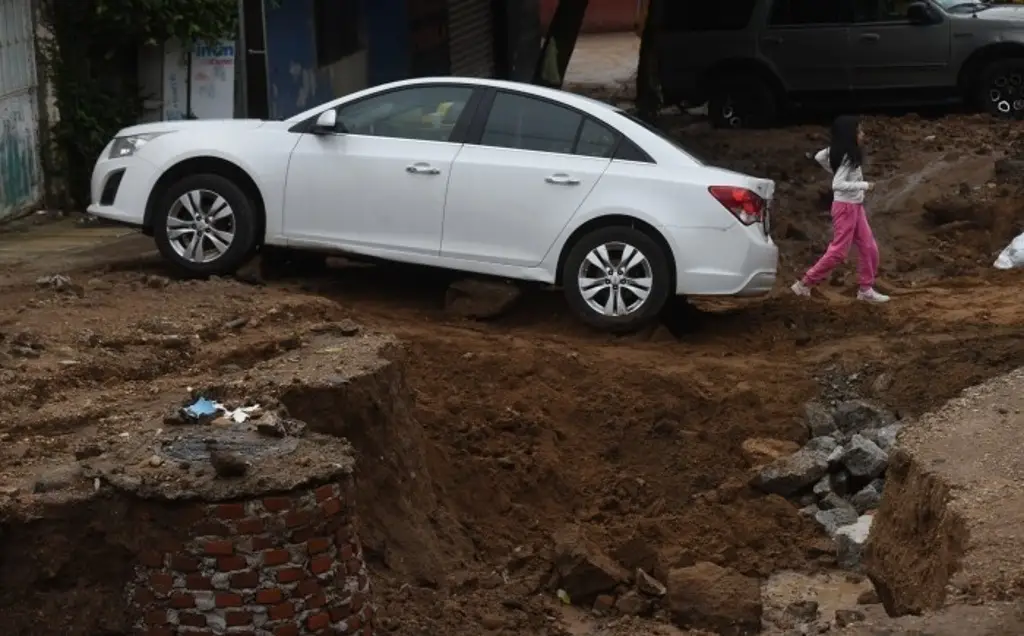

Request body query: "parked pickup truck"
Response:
[656, 0, 1024, 127]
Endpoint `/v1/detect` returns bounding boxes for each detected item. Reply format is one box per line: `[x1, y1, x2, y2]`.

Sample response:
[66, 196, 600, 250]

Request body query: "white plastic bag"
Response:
[994, 231, 1024, 269]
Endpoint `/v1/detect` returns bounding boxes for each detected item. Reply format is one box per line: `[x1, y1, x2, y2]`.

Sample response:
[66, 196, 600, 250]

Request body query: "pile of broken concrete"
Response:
[751, 399, 901, 570]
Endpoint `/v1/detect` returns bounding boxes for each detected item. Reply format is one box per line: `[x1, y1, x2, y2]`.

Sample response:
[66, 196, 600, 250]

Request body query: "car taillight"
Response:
[708, 186, 765, 226]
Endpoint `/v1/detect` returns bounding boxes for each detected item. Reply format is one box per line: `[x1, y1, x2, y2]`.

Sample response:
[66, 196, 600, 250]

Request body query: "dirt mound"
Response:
[867, 367, 1024, 616]
[673, 113, 1024, 286]
[5, 110, 1024, 634]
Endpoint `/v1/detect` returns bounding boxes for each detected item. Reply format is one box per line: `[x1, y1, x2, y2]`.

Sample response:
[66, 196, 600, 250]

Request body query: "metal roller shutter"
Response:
[446, 0, 495, 77]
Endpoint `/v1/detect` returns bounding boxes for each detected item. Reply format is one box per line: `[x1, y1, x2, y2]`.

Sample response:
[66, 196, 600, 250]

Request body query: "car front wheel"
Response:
[562, 226, 672, 334]
[152, 173, 259, 277]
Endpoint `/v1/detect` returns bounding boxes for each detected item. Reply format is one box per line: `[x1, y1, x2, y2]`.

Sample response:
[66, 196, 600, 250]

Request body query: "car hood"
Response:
[115, 119, 267, 137]
[976, 5, 1024, 21]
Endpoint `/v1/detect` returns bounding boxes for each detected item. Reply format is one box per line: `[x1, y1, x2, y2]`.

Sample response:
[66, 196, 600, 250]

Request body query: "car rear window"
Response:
[612, 109, 706, 164]
[663, 0, 758, 32]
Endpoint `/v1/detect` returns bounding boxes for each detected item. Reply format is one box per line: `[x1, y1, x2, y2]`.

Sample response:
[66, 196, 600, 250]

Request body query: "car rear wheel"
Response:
[562, 226, 672, 334]
[153, 173, 258, 277]
[708, 71, 779, 129]
[978, 58, 1024, 119]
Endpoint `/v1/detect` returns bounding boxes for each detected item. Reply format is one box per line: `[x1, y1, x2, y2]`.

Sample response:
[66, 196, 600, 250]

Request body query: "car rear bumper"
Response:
[663, 223, 778, 297]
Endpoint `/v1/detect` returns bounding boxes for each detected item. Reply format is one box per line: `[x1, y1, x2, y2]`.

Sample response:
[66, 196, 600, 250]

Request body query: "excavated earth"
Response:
[1, 112, 1024, 635]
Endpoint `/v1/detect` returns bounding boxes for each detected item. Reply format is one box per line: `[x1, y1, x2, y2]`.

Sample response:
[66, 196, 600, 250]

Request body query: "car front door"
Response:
[440, 90, 615, 267]
[847, 0, 952, 90]
[283, 84, 478, 256]
[760, 0, 852, 93]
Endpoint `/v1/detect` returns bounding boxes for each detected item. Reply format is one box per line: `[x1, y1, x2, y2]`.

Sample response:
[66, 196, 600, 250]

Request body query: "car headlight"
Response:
[108, 132, 169, 159]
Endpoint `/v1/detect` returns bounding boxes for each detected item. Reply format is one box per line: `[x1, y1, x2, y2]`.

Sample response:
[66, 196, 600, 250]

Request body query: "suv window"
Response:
[769, 0, 848, 25]
[853, 0, 914, 21]
[663, 0, 758, 32]
[335, 85, 473, 142]
[480, 92, 583, 154]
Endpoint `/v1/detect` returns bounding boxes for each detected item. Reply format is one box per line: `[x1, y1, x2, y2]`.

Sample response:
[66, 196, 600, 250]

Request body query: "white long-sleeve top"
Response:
[813, 147, 870, 204]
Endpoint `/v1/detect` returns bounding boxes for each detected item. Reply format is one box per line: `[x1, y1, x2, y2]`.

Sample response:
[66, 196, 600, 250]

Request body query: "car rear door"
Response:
[847, 0, 953, 90]
[440, 90, 614, 267]
[759, 0, 853, 93]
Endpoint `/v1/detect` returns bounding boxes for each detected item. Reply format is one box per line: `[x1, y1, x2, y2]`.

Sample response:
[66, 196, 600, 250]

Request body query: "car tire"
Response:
[152, 173, 259, 277]
[976, 58, 1024, 119]
[708, 71, 779, 129]
[562, 226, 672, 334]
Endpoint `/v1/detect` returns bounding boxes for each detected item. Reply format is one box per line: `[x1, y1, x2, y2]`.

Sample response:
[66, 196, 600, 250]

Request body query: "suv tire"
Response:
[562, 226, 672, 334]
[977, 58, 1024, 119]
[708, 71, 779, 129]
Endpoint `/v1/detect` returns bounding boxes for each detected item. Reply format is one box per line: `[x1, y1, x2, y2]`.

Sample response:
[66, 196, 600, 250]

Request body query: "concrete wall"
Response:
[539, 0, 637, 33]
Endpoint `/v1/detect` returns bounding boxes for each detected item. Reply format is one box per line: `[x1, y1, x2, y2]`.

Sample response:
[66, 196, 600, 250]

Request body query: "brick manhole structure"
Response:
[99, 342, 379, 636]
[128, 480, 373, 635]
[0, 330, 397, 636]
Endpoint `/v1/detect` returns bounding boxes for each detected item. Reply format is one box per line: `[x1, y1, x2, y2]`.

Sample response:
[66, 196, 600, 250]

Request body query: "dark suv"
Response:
[657, 0, 1024, 127]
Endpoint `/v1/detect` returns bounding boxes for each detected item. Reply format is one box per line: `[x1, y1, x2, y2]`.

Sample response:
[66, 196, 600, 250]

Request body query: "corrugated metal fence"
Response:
[0, 0, 43, 221]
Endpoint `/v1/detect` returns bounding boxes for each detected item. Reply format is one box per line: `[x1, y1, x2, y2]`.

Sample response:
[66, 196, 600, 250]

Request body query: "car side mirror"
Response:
[907, 2, 934, 25]
[312, 110, 338, 134]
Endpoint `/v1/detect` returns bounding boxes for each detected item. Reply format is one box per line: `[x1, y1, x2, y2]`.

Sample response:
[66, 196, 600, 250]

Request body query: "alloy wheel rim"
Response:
[166, 189, 236, 264]
[577, 242, 654, 318]
[989, 72, 1024, 115]
[721, 100, 743, 128]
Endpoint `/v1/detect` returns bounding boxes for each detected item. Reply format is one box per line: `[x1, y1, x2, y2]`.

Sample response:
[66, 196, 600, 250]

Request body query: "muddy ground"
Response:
[1, 113, 1023, 635]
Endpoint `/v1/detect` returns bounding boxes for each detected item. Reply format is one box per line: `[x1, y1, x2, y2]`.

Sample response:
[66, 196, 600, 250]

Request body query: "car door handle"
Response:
[545, 174, 581, 186]
[406, 163, 440, 175]
[859, 33, 880, 42]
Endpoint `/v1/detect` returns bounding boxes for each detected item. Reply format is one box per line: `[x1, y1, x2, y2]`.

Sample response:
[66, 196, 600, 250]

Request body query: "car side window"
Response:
[613, 138, 653, 163]
[575, 118, 619, 159]
[334, 86, 474, 142]
[769, 0, 848, 25]
[853, 0, 914, 22]
[480, 92, 583, 154]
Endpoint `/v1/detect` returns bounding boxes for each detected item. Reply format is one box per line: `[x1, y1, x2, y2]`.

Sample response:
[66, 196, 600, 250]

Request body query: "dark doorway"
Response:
[241, 0, 270, 119]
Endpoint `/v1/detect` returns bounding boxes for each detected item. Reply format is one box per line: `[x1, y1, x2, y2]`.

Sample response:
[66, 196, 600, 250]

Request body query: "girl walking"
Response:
[791, 115, 890, 303]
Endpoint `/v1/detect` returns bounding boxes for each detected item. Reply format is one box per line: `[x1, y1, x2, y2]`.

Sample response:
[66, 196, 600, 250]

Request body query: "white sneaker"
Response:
[791, 281, 812, 297]
[857, 288, 890, 303]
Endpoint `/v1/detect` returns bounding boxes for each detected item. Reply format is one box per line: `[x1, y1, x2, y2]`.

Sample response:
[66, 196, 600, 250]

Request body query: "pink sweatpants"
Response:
[802, 201, 879, 289]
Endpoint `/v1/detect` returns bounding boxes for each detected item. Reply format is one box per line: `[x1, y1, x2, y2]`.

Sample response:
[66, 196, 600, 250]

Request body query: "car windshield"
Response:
[611, 109, 706, 164]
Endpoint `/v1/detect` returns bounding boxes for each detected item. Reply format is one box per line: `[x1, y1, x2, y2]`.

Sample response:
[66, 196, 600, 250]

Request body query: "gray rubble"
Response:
[756, 397, 903, 570]
[750, 448, 829, 497]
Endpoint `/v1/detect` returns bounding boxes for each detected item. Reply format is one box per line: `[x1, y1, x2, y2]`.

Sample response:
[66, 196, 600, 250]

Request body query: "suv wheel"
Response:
[978, 59, 1024, 119]
[708, 71, 779, 129]
[562, 227, 672, 334]
[153, 173, 258, 277]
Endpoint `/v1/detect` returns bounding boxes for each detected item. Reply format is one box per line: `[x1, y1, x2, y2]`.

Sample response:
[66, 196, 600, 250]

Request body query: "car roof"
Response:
[389, 76, 619, 111]
[285, 76, 621, 124]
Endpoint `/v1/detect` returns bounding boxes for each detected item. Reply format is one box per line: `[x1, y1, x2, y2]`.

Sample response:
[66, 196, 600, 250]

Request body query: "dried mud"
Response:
[1, 112, 1024, 635]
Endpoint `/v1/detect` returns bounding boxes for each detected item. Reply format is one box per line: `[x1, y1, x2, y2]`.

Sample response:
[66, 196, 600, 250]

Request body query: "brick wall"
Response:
[128, 481, 374, 635]
[539, 0, 638, 34]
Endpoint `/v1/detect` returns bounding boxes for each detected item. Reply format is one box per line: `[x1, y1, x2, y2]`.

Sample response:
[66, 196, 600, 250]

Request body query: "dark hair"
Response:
[828, 115, 863, 173]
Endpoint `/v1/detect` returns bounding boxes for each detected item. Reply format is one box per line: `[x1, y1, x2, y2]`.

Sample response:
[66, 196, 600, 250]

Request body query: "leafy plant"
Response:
[39, 0, 237, 207]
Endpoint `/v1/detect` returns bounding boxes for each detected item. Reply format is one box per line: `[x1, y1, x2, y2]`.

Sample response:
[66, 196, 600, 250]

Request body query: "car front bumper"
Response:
[86, 148, 157, 228]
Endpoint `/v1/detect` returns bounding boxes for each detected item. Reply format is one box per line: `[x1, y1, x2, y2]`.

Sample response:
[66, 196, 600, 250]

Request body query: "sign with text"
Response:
[163, 39, 237, 120]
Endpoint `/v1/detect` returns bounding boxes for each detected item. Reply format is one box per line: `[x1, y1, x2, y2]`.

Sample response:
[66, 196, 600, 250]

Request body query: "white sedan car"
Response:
[88, 76, 777, 333]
